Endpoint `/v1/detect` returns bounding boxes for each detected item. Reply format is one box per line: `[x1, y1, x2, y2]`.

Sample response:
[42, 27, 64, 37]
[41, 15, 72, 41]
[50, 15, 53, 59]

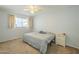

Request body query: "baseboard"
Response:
[0, 37, 20, 43]
[66, 44, 79, 50]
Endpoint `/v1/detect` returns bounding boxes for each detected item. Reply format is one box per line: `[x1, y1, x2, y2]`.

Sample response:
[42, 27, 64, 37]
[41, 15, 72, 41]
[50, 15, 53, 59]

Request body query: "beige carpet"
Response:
[0, 39, 79, 54]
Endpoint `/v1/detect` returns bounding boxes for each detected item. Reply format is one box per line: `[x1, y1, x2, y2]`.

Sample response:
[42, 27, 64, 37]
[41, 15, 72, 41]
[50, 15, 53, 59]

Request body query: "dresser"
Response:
[56, 33, 66, 47]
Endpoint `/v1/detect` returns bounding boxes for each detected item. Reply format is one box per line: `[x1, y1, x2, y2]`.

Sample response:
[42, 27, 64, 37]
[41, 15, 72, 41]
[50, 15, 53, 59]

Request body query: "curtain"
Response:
[28, 16, 33, 30]
[8, 15, 15, 29]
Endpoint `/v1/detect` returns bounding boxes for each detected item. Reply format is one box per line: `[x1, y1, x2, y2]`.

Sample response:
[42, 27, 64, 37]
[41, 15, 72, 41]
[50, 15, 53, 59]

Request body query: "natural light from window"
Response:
[15, 17, 29, 28]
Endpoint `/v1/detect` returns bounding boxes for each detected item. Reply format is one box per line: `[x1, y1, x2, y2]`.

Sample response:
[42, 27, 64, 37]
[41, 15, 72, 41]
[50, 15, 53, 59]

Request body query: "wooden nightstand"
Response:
[56, 33, 66, 47]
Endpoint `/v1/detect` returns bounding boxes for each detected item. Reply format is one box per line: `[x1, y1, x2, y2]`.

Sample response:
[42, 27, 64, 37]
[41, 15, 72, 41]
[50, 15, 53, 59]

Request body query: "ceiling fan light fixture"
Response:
[30, 10, 35, 14]
[24, 5, 41, 14]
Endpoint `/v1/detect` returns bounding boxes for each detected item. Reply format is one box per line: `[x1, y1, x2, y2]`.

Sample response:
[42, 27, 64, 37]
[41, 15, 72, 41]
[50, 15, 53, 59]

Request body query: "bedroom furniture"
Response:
[23, 32, 55, 53]
[56, 33, 66, 47]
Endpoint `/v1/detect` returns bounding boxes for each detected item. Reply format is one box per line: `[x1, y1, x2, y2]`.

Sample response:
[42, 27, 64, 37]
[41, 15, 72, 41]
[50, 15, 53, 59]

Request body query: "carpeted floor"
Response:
[0, 39, 79, 54]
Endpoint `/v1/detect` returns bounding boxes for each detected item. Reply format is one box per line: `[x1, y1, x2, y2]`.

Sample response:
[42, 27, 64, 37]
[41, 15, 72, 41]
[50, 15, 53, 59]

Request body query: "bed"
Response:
[23, 32, 55, 53]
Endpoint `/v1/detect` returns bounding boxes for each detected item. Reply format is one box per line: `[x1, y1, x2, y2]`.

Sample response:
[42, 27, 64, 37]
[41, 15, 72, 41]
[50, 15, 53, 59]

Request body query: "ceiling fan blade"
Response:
[24, 9, 29, 11]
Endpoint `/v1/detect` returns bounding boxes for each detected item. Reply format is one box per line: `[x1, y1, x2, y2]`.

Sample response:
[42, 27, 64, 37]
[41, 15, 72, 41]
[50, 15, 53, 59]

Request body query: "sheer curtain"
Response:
[8, 15, 15, 29]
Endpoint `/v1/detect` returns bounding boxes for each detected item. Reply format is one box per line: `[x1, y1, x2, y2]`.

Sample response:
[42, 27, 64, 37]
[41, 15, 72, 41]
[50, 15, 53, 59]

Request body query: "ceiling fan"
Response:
[24, 5, 41, 14]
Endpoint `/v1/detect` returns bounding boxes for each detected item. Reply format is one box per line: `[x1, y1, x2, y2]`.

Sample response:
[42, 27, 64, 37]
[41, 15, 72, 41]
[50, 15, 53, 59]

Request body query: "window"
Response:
[15, 17, 29, 28]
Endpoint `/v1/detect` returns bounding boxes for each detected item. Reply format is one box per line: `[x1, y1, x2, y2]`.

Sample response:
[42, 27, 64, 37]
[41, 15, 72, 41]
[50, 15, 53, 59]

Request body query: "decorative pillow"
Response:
[39, 31, 47, 34]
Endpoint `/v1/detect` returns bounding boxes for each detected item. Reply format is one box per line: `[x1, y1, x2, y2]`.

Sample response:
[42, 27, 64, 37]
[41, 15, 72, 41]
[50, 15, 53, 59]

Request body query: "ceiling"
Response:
[0, 5, 50, 16]
[0, 5, 78, 16]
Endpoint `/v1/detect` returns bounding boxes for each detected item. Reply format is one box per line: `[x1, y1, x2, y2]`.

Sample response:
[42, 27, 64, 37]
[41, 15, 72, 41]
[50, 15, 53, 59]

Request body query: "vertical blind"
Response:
[15, 17, 28, 28]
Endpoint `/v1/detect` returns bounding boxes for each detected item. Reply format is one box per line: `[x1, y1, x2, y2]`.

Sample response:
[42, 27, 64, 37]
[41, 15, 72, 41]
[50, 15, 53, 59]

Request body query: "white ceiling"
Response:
[0, 5, 78, 16]
[0, 5, 49, 16]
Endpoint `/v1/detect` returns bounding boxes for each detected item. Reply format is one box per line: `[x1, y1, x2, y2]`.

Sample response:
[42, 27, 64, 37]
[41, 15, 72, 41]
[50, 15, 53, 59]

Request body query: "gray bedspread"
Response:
[23, 32, 55, 53]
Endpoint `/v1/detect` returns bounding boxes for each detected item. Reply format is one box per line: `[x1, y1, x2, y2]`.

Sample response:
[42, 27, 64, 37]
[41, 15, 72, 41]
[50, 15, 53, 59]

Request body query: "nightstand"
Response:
[56, 33, 66, 47]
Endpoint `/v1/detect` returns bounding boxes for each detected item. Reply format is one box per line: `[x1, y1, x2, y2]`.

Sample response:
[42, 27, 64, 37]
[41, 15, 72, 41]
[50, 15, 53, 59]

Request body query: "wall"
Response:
[0, 10, 30, 42]
[33, 6, 79, 49]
